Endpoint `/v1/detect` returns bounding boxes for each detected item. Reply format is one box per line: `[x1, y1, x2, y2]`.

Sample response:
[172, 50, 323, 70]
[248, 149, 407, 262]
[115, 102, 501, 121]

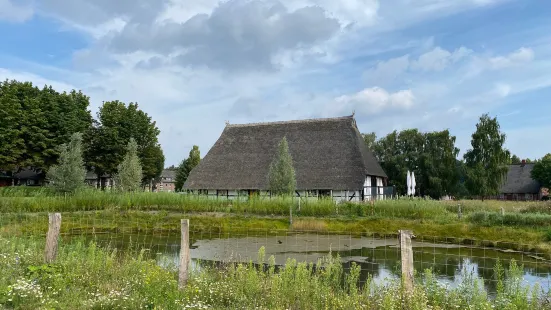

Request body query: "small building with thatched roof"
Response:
[183, 115, 390, 202]
[499, 161, 542, 201]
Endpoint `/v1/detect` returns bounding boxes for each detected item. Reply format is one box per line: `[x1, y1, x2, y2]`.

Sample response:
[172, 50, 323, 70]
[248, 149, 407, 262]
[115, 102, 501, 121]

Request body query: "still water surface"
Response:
[77, 232, 551, 295]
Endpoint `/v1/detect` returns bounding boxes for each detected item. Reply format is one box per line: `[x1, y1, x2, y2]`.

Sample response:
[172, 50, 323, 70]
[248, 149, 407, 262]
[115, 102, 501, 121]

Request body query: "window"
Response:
[318, 190, 331, 198]
[217, 190, 228, 196]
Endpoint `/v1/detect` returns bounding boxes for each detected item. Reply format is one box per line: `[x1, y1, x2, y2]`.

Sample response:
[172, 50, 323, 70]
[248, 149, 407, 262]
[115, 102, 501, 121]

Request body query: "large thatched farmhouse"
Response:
[183, 115, 390, 202]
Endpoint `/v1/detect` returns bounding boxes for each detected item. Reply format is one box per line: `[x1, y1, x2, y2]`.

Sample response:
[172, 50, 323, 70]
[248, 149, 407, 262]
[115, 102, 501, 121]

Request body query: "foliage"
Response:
[113, 138, 143, 192]
[531, 153, 551, 189]
[362, 132, 377, 150]
[464, 114, 510, 198]
[373, 129, 459, 198]
[83, 100, 164, 186]
[0, 237, 548, 309]
[175, 145, 201, 191]
[420, 130, 460, 199]
[46, 133, 87, 194]
[268, 137, 296, 196]
[511, 155, 522, 164]
[468, 211, 551, 227]
[0, 79, 92, 175]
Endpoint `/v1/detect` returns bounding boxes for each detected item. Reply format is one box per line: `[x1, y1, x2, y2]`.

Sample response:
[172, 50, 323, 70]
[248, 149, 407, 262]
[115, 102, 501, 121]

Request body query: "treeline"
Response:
[364, 114, 551, 199]
[0, 79, 164, 186]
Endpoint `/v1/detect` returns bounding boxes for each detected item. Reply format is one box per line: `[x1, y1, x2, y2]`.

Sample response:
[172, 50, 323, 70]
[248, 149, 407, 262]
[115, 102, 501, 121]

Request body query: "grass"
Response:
[2, 210, 551, 259]
[1, 187, 549, 223]
[2, 187, 551, 258]
[1, 236, 549, 309]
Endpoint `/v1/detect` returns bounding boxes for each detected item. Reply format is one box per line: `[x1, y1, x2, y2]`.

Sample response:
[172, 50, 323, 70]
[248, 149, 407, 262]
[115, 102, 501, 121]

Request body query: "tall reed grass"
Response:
[2, 187, 550, 227]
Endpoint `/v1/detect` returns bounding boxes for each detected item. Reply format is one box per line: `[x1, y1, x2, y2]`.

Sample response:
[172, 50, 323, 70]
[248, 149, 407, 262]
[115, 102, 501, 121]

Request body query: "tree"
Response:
[420, 130, 460, 199]
[511, 155, 521, 164]
[373, 129, 425, 196]
[83, 101, 164, 187]
[362, 132, 377, 150]
[0, 80, 25, 172]
[268, 137, 296, 196]
[113, 138, 143, 192]
[372, 128, 461, 198]
[532, 154, 551, 189]
[46, 132, 87, 194]
[463, 114, 510, 199]
[175, 145, 201, 191]
[0, 80, 92, 176]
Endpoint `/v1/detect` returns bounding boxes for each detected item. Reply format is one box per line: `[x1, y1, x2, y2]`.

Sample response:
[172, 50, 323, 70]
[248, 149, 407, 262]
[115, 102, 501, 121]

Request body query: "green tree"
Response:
[0, 80, 92, 176]
[175, 145, 201, 191]
[373, 129, 461, 198]
[268, 137, 296, 196]
[83, 101, 164, 187]
[113, 138, 143, 192]
[46, 132, 86, 194]
[531, 154, 551, 189]
[362, 132, 377, 150]
[511, 155, 521, 164]
[463, 114, 510, 199]
[0, 80, 25, 172]
[373, 129, 425, 196]
[420, 130, 460, 199]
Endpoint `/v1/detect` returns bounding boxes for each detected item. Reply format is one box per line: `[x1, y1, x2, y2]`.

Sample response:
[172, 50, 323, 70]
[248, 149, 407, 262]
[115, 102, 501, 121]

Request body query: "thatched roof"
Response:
[184, 115, 387, 190]
[500, 163, 541, 194]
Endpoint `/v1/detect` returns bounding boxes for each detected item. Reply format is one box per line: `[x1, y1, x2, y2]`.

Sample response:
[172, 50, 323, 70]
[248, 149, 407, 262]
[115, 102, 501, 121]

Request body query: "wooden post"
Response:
[501, 207, 505, 216]
[289, 205, 293, 225]
[178, 219, 190, 289]
[44, 213, 61, 263]
[458, 204, 462, 219]
[399, 230, 414, 294]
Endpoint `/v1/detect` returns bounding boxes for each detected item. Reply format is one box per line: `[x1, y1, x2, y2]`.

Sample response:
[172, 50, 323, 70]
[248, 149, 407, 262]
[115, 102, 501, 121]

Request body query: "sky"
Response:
[1, 0, 550, 166]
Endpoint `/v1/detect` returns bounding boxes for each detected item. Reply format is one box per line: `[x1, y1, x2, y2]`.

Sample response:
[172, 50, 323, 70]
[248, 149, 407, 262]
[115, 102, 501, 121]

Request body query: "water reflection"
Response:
[68, 232, 551, 295]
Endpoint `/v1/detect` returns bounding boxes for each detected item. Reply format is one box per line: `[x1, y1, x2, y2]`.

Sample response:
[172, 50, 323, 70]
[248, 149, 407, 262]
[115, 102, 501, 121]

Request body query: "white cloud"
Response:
[489, 47, 535, 69]
[411, 46, 472, 71]
[0, 0, 33, 22]
[6, 0, 548, 167]
[286, 0, 379, 26]
[335, 87, 415, 115]
[364, 55, 410, 85]
[0, 68, 77, 93]
[493, 83, 511, 98]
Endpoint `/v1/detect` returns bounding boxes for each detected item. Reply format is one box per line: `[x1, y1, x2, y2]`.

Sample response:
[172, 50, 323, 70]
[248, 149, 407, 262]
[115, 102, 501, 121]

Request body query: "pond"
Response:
[72, 231, 551, 295]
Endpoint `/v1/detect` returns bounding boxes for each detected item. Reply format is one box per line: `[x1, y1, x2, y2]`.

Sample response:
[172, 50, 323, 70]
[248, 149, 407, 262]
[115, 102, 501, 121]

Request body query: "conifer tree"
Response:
[268, 137, 296, 196]
[114, 138, 143, 192]
[46, 132, 86, 194]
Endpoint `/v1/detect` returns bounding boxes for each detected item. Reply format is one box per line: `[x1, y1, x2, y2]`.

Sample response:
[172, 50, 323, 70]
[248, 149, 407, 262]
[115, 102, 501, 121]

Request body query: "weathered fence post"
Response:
[399, 230, 414, 294]
[44, 213, 61, 263]
[178, 219, 190, 289]
[458, 204, 462, 219]
[289, 205, 293, 225]
[501, 207, 505, 216]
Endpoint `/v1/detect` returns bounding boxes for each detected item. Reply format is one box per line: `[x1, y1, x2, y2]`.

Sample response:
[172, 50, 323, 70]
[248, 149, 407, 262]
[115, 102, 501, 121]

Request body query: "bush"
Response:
[468, 211, 551, 227]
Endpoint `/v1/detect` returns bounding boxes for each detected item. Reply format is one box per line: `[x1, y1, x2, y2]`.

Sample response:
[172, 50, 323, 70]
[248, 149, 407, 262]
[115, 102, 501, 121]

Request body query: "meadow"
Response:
[1, 235, 549, 310]
[3, 187, 551, 308]
[2, 187, 551, 256]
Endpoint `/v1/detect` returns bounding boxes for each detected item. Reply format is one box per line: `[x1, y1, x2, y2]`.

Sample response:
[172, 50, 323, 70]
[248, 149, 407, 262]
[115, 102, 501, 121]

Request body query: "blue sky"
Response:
[0, 0, 550, 166]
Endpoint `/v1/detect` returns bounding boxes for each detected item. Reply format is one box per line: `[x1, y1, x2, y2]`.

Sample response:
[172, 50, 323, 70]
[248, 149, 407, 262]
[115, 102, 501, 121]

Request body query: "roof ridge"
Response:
[225, 115, 354, 128]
